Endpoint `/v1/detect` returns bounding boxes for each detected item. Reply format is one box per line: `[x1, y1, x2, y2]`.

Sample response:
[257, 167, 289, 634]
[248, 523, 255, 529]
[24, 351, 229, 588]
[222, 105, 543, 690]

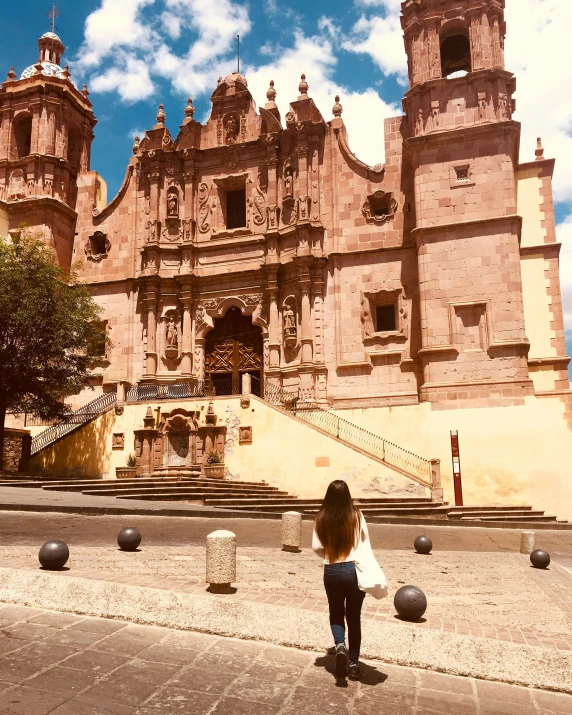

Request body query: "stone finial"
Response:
[266, 79, 277, 103]
[132, 135, 140, 155]
[34, 60, 44, 75]
[6, 67, 16, 81]
[206, 529, 236, 593]
[332, 95, 343, 117]
[156, 104, 166, 126]
[298, 73, 309, 99]
[535, 137, 544, 160]
[82, 84, 89, 99]
[62, 65, 71, 80]
[217, 76, 223, 86]
[281, 511, 302, 552]
[184, 97, 195, 120]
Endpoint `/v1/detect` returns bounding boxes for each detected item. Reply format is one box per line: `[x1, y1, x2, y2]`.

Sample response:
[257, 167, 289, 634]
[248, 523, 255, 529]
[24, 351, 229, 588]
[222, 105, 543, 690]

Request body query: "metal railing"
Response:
[126, 380, 215, 402]
[252, 376, 433, 488]
[31, 389, 118, 456]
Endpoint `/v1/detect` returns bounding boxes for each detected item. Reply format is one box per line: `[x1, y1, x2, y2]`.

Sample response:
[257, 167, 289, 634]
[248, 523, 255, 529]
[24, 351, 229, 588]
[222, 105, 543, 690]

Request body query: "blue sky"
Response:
[2, 0, 572, 375]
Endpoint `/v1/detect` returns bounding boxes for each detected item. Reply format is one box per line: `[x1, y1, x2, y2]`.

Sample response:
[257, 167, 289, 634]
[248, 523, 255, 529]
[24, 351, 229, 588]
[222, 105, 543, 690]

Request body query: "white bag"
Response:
[355, 528, 388, 600]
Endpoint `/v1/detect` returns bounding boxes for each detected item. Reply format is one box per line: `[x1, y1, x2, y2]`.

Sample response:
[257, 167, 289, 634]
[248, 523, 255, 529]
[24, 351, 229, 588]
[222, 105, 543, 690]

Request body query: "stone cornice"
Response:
[520, 242, 561, 258]
[412, 214, 522, 248]
[0, 195, 77, 220]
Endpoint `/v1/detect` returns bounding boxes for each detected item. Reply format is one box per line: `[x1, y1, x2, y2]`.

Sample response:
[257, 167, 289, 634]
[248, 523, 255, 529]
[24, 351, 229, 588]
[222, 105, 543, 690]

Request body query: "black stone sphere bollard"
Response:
[118, 527, 142, 552]
[530, 549, 550, 569]
[414, 535, 433, 554]
[38, 540, 69, 570]
[394, 585, 427, 621]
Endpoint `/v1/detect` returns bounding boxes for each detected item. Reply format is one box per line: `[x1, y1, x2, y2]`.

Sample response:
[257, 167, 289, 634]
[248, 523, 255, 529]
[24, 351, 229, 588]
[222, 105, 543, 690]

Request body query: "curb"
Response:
[0, 502, 570, 529]
[0, 567, 570, 694]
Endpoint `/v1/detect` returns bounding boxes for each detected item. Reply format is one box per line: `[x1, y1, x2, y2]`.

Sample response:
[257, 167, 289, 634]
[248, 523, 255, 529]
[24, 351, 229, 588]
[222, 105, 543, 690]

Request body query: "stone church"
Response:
[1, 1, 571, 515]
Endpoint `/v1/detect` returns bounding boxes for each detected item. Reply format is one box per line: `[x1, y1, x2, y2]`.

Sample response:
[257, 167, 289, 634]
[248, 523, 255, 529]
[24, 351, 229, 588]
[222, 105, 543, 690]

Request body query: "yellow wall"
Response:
[30, 392, 572, 521]
[517, 168, 546, 248]
[30, 397, 429, 499]
[521, 255, 556, 361]
[333, 396, 572, 521]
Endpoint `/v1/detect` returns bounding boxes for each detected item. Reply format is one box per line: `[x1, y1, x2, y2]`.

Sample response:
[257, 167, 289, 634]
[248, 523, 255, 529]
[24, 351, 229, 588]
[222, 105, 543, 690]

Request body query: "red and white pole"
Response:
[450, 430, 463, 506]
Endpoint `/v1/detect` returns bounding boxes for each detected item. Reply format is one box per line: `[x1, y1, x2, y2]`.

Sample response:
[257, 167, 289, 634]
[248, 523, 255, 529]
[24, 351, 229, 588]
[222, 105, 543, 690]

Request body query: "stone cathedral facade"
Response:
[1, 2, 571, 511]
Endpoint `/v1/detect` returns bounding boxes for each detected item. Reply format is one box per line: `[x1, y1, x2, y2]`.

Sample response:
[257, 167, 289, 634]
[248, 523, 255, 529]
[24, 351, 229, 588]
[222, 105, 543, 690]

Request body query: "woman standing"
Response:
[312, 480, 371, 681]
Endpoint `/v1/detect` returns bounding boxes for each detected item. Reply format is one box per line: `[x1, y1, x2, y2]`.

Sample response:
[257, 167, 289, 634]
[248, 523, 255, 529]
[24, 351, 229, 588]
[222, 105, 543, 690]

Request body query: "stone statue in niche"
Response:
[283, 300, 297, 348]
[167, 188, 179, 218]
[283, 166, 293, 201]
[225, 115, 238, 144]
[166, 316, 178, 348]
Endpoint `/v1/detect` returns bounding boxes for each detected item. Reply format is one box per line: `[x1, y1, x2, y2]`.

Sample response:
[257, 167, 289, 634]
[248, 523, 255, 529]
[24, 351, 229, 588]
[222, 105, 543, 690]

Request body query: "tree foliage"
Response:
[0, 232, 108, 466]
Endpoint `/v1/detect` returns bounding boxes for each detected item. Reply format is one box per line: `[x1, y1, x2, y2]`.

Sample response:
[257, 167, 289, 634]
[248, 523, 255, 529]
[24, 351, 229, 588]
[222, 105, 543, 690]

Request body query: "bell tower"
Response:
[0, 27, 97, 269]
[402, 1, 533, 405]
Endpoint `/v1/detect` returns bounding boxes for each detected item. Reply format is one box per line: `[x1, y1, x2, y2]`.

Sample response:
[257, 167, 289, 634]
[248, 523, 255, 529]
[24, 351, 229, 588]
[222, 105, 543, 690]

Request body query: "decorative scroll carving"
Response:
[336, 125, 384, 181]
[252, 174, 266, 227]
[362, 191, 398, 225]
[198, 182, 211, 233]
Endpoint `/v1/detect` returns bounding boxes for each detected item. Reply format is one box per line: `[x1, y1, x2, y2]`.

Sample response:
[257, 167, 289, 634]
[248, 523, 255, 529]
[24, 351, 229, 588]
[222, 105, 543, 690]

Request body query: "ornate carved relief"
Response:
[163, 310, 180, 361]
[146, 220, 160, 244]
[252, 173, 267, 228]
[362, 191, 398, 225]
[198, 182, 211, 233]
[224, 113, 239, 144]
[239, 426, 252, 445]
[112, 433, 125, 450]
[225, 148, 239, 170]
[8, 169, 26, 199]
[85, 231, 111, 262]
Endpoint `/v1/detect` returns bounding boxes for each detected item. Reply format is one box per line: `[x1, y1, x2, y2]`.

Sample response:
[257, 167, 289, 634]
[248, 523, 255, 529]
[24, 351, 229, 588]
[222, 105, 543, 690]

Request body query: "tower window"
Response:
[376, 305, 397, 333]
[440, 32, 471, 77]
[13, 114, 32, 158]
[226, 189, 246, 229]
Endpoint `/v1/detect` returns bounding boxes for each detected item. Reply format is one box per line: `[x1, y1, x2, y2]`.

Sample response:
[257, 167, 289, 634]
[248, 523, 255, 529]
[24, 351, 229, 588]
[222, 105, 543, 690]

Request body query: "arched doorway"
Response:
[204, 306, 263, 395]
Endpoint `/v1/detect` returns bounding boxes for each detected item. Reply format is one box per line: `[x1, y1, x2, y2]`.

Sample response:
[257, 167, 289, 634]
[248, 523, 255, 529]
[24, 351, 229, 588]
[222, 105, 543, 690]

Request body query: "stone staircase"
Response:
[0, 475, 567, 526]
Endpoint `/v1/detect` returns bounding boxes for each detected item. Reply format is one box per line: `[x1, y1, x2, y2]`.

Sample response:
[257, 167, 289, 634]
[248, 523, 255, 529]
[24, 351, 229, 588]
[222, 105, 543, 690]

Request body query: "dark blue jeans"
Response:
[323, 562, 366, 663]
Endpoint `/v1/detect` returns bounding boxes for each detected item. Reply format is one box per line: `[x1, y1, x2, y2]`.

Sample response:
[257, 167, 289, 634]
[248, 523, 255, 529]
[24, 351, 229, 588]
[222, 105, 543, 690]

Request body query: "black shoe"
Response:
[335, 644, 348, 678]
[348, 662, 361, 681]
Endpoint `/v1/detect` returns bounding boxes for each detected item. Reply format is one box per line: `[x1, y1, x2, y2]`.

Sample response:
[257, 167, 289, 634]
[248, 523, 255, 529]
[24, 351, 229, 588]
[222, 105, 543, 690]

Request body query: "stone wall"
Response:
[2, 428, 31, 473]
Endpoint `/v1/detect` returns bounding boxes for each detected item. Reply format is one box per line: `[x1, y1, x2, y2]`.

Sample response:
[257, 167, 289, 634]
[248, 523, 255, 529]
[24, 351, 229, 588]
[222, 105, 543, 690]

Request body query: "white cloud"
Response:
[90, 52, 155, 102]
[161, 12, 181, 40]
[244, 31, 399, 168]
[75, 0, 157, 69]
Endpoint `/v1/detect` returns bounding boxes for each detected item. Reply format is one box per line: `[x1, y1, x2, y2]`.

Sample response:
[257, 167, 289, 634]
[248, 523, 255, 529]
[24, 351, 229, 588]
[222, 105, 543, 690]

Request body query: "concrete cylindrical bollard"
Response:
[206, 530, 236, 593]
[520, 531, 536, 555]
[282, 511, 302, 552]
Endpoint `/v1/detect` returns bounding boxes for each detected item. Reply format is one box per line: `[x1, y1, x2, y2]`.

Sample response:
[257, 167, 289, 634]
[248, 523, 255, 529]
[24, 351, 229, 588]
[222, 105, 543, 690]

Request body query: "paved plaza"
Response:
[0, 604, 571, 715]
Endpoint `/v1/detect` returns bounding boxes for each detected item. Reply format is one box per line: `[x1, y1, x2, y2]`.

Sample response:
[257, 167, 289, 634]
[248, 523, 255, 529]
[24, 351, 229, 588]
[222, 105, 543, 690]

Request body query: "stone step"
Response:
[459, 514, 560, 522]
[449, 509, 545, 520]
[90, 487, 292, 498]
[42, 481, 280, 493]
[448, 505, 534, 513]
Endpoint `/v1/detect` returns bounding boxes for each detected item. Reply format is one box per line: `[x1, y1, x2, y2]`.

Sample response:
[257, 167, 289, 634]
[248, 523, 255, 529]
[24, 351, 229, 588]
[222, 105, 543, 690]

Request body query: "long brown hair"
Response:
[315, 480, 361, 563]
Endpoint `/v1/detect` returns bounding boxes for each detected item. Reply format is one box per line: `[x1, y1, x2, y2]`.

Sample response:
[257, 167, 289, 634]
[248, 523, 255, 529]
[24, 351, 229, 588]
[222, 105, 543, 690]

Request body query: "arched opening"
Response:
[13, 114, 32, 158]
[204, 306, 263, 396]
[440, 24, 472, 77]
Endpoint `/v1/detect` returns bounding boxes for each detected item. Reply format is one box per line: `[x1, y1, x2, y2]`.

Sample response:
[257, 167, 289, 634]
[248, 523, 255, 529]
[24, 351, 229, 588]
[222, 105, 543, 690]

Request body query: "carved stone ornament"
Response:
[252, 174, 267, 227]
[112, 433, 125, 450]
[362, 191, 398, 225]
[283, 166, 294, 201]
[239, 426, 252, 445]
[226, 148, 239, 170]
[85, 231, 111, 261]
[198, 182, 211, 233]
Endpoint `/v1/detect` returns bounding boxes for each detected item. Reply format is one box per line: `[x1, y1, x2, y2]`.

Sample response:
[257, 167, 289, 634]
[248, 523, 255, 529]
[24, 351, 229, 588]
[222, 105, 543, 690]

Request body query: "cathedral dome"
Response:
[41, 31, 62, 42]
[21, 61, 67, 80]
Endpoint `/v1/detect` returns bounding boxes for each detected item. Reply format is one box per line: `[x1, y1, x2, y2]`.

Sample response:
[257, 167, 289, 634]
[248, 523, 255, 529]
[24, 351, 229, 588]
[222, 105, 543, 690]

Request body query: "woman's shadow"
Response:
[314, 651, 388, 687]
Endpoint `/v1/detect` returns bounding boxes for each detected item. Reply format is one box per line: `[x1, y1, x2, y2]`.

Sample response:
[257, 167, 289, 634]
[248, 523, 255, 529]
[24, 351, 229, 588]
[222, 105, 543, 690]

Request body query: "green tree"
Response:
[0, 231, 108, 469]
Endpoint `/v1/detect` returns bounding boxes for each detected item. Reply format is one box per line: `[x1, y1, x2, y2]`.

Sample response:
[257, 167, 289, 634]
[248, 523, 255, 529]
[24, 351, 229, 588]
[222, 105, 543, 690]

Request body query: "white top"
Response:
[312, 513, 371, 565]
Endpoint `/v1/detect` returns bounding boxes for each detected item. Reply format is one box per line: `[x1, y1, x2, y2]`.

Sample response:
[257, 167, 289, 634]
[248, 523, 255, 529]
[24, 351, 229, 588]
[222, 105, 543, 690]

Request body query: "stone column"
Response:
[46, 103, 57, 155]
[195, 337, 205, 381]
[180, 283, 193, 378]
[267, 286, 280, 369]
[29, 101, 42, 155]
[430, 458, 443, 503]
[468, 11, 484, 71]
[520, 531, 536, 555]
[296, 144, 309, 200]
[312, 270, 325, 364]
[427, 21, 441, 80]
[143, 283, 159, 380]
[281, 512, 302, 552]
[300, 276, 313, 365]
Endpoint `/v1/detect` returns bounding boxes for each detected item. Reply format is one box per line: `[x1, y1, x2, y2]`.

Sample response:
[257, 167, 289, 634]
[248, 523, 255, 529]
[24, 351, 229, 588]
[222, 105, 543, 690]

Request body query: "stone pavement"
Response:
[0, 604, 571, 715]
[1, 539, 571, 654]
